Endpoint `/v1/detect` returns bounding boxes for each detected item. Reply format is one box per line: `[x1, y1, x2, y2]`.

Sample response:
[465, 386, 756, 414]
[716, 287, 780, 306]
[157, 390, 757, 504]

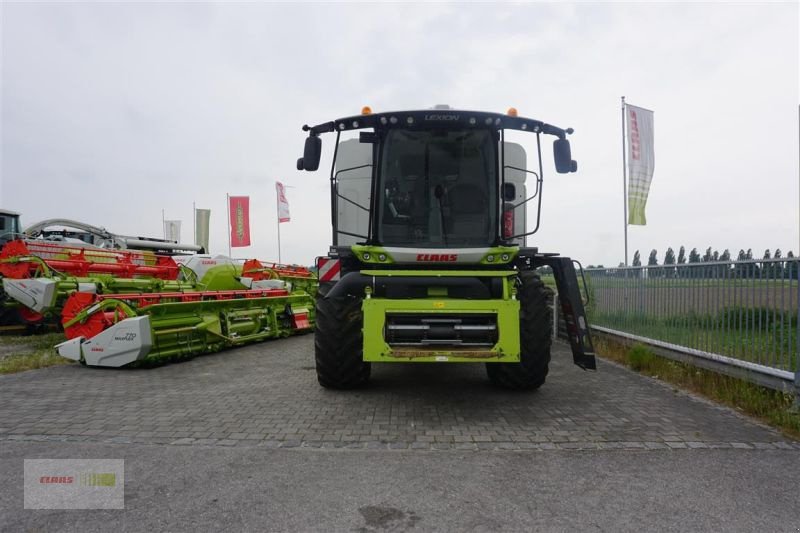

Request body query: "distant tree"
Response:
[632, 250, 641, 267]
[760, 249, 773, 278]
[787, 251, 797, 279]
[712, 250, 719, 262]
[676, 246, 687, 276]
[687, 248, 701, 277]
[771, 249, 783, 277]
[745, 248, 758, 277]
[717, 249, 731, 277]
[702, 247, 713, 262]
[647, 249, 658, 266]
[734, 249, 748, 277]
[662, 247, 676, 277]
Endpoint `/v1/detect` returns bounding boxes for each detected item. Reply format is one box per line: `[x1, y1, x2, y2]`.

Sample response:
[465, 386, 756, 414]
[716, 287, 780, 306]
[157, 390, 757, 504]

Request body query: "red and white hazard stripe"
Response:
[317, 258, 341, 282]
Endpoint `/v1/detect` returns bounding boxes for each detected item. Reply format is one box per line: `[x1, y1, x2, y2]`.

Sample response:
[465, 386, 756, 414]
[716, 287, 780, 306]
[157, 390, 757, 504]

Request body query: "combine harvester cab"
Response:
[298, 106, 596, 390]
[54, 257, 317, 367]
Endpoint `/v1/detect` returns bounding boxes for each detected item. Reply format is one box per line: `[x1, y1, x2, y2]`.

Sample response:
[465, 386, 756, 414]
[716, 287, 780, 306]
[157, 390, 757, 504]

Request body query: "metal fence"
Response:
[583, 258, 800, 397]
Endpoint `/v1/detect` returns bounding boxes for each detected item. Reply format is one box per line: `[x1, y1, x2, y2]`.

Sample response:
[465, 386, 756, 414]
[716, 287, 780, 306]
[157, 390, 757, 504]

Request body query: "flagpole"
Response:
[226, 193, 231, 258]
[193, 201, 196, 247]
[162, 209, 166, 240]
[276, 183, 282, 264]
[621, 96, 629, 266]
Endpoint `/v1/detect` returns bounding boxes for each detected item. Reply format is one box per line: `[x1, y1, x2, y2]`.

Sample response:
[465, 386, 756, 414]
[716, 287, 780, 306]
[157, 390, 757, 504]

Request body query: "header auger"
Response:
[0, 239, 180, 280]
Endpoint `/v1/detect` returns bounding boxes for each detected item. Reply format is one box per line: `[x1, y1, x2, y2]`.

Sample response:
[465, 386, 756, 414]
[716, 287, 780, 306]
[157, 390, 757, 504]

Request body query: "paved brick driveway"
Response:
[0, 336, 794, 450]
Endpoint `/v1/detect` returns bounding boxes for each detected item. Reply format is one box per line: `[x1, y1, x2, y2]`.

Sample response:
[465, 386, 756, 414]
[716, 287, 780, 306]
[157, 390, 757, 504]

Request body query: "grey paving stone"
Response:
[0, 337, 792, 451]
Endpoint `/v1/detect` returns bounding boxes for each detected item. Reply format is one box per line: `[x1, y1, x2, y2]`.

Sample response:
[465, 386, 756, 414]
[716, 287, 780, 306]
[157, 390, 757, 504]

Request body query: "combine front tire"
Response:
[486, 271, 553, 390]
[314, 284, 371, 389]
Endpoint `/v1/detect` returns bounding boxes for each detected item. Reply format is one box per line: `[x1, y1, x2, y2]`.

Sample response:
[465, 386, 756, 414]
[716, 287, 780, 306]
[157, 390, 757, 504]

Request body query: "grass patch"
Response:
[591, 308, 798, 371]
[584, 275, 799, 289]
[0, 333, 72, 374]
[627, 344, 655, 371]
[594, 337, 800, 440]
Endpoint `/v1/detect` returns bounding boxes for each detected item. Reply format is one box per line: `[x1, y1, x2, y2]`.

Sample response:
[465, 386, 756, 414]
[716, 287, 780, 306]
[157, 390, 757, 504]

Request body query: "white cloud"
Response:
[1, 2, 797, 267]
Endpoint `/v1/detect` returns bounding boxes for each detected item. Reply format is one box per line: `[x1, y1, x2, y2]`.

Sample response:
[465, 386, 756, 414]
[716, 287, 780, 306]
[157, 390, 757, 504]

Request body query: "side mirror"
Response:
[299, 136, 322, 171]
[553, 138, 576, 174]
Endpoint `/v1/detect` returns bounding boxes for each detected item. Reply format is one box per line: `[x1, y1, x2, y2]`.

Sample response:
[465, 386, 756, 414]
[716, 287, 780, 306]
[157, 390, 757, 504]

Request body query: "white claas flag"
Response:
[626, 104, 655, 225]
[164, 220, 181, 242]
[276, 181, 290, 223]
[194, 208, 211, 251]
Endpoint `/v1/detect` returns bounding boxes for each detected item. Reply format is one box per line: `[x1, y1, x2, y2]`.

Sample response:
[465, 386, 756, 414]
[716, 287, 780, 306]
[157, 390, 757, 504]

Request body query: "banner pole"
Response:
[226, 193, 231, 258]
[162, 209, 166, 240]
[193, 201, 196, 246]
[277, 184, 282, 263]
[621, 96, 629, 266]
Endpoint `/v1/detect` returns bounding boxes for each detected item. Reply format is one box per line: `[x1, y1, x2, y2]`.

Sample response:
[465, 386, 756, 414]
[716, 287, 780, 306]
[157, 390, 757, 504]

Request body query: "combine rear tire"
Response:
[314, 283, 371, 389]
[486, 271, 553, 390]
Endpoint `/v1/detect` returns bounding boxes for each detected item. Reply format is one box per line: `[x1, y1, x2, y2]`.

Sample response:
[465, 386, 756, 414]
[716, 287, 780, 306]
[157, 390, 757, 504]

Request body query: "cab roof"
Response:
[303, 109, 573, 139]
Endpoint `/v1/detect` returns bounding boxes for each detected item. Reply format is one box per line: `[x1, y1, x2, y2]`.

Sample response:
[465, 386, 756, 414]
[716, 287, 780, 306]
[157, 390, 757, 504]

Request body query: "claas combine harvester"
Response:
[297, 105, 596, 389]
[0, 239, 317, 366]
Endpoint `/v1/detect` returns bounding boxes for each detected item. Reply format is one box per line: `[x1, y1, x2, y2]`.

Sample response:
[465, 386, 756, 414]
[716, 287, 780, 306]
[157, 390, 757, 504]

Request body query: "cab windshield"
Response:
[377, 128, 497, 248]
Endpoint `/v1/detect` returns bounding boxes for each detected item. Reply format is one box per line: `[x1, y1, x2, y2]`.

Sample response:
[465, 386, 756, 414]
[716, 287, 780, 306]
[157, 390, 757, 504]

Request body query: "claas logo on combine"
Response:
[416, 254, 458, 262]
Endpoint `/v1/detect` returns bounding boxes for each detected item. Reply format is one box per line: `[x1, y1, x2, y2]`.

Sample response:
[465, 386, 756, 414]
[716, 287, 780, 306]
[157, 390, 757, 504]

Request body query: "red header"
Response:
[229, 196, 251, 247]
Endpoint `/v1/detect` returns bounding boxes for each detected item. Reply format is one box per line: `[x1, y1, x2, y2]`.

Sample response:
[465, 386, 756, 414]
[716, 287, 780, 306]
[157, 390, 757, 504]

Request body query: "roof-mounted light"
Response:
[507, 107, 518, 117]
[361, 106, 372, 115]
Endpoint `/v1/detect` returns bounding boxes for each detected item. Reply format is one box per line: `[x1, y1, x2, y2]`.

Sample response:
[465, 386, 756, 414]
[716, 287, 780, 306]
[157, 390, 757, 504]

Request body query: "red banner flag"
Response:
[228, 196, 251, 247]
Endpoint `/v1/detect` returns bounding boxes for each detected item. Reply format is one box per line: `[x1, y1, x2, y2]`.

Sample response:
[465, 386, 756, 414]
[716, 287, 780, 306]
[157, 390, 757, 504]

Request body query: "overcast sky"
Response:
[1, 2, 798, 267]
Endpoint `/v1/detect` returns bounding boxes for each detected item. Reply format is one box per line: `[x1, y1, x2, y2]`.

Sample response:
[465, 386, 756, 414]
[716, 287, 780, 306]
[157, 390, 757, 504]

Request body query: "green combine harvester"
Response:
[297, 105, 596, 389]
